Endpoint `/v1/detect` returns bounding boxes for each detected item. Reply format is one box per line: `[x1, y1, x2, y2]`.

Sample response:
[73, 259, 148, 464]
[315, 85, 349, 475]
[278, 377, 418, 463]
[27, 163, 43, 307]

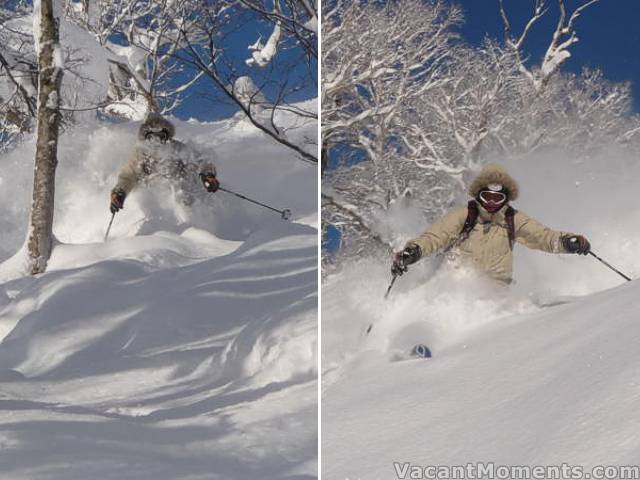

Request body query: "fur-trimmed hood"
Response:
[138, 113, 176, 142]
[468, 163, 519, 201]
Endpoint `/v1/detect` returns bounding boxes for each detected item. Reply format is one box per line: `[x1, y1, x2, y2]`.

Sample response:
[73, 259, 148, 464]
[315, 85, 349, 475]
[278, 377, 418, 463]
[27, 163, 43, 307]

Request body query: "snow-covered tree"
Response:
[498, 0, 600, 92]
[2, 0, 318, 164]
[62, 0, 206, 119]
[178, 0, 318, 164]
[322, 0, 640, 269]
[322, 0, 464, 262]
[0, 1, 109, 149]
[27, 0, 63, 274]
[0, 2, 37, 148]
[322, 0, 462, 162]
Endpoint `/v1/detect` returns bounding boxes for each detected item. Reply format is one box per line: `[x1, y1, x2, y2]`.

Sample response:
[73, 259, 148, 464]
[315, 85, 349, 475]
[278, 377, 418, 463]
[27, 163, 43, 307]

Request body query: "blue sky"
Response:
[457, 0, 640, 112]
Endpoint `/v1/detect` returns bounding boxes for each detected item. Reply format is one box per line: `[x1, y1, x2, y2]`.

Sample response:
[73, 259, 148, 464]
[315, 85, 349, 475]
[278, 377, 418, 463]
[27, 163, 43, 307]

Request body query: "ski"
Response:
[390, 344, 432, 362]
[411, 344, 432, 358]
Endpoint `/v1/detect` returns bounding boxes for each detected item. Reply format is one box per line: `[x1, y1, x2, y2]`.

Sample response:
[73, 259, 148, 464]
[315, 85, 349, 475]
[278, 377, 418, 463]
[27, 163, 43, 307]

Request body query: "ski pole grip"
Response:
[281, 209, 292, 221]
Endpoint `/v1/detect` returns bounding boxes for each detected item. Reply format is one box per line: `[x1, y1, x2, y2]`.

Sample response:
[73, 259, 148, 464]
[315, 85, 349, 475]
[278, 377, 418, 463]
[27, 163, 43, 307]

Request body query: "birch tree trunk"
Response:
[27, 0, 63, 275]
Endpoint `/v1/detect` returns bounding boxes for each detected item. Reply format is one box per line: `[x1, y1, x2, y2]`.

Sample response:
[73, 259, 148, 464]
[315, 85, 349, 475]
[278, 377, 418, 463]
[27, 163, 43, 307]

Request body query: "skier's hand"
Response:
[562, 235, 591, 255]
[110, 190, 126, 214]
[391, 256, 408, 276]
[200, 172, 219, 193]
[391, 244, 421, 276]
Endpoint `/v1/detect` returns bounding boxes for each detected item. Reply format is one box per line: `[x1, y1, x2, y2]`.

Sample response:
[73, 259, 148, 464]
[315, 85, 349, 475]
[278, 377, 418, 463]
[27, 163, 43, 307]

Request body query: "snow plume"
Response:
[504, 148, 640, 295]
[58, 20, 109, 111]
[323, 257, 532, 372]
[0, 99, 316, 267]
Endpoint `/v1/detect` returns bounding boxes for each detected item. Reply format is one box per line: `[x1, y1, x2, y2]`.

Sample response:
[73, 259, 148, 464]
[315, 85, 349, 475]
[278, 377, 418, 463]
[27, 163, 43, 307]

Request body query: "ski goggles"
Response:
[479, 190, 507, 205]
[145, 129, 170, 142]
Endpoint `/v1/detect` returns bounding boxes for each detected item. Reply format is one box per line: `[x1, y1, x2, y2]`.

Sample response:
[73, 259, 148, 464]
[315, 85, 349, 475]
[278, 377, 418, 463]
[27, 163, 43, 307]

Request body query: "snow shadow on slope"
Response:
[0, 407, 315, 480]
[0, 222, 316, 385]
[0, 221, 318, 478]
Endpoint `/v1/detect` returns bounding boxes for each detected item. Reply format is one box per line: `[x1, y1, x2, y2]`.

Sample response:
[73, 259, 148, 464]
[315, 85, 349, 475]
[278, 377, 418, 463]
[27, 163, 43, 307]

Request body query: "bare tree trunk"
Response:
[27, 0, 63, 275]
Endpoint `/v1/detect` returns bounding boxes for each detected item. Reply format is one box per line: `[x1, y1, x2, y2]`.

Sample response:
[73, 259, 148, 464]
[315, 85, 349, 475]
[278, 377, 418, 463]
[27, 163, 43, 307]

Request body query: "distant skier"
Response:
[110, 113, 219, 214]
[392, 163, 591, 285]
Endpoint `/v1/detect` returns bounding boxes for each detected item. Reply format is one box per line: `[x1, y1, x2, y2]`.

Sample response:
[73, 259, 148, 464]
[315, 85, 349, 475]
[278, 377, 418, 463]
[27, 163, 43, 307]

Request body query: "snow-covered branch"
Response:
[499, 0, 600, 92]
[179, 26, 317, 164]
[167, 0, 318, 165]
[240, 0, 317, 60]
[62, 0, 207, 119]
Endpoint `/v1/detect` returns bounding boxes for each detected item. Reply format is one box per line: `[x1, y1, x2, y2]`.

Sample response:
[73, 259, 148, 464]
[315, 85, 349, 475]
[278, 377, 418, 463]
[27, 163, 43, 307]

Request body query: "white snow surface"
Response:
[0, 101, 317, 479]
[322, 148, 640, 479]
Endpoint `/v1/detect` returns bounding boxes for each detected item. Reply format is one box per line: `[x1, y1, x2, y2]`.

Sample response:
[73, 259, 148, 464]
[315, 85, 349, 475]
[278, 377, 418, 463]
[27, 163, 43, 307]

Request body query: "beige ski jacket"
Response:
[406, 164, 576, 283]
[112, 113, 216, 196]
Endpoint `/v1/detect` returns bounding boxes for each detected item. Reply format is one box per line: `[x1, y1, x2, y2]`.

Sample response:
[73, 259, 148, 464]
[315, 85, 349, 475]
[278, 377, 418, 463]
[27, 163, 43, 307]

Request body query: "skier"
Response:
[392, 163, 591, 285]
[109, 113, 219, 214]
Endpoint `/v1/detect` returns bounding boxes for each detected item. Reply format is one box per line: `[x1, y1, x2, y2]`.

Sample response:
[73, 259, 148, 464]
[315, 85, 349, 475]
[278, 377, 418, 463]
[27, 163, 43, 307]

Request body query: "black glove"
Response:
[391, 244, 421, 276]
[200, 172, 219, 193]
[562, 235, 591, 255]
[110, 189, 126, 214]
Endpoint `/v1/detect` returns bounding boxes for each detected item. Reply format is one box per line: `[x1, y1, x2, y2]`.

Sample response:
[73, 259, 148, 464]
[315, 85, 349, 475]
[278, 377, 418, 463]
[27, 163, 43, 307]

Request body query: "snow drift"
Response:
[322, 147, 640, 479]
[0, 101, 317, 479]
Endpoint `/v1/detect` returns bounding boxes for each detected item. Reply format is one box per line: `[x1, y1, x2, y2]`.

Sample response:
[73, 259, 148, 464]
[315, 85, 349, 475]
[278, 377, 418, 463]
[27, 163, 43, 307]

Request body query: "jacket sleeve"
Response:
[514, 211, 572, 253]
[406, 207, 468, 257]
[113, 149, 142, 196]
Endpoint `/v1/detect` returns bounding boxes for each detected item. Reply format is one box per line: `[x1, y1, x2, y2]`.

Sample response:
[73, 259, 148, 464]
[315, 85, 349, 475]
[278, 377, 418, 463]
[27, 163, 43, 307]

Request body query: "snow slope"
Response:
[0, 101, 317, 479]
[322, 149, 640, 479]
[323, 280, 640, 479]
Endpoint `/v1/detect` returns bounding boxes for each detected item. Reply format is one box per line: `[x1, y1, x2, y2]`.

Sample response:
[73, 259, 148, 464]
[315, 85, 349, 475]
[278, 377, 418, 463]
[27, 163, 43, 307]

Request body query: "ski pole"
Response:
[384, 272, 399, 300]
[219, 186, 292, 221]
[104, 212, 116, 242]
[588, 251, 632, 282]
[366, 272, 399, 335]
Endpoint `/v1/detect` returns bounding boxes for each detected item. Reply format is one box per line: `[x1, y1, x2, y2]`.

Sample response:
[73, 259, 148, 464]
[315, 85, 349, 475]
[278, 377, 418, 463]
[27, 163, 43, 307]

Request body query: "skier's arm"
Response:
[112, 146, 146, 197]
[514, 211, 574, 253]
[113, 161, 139, 196]
[406, 207, 468, 257]
[110, 153, 142, 213]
